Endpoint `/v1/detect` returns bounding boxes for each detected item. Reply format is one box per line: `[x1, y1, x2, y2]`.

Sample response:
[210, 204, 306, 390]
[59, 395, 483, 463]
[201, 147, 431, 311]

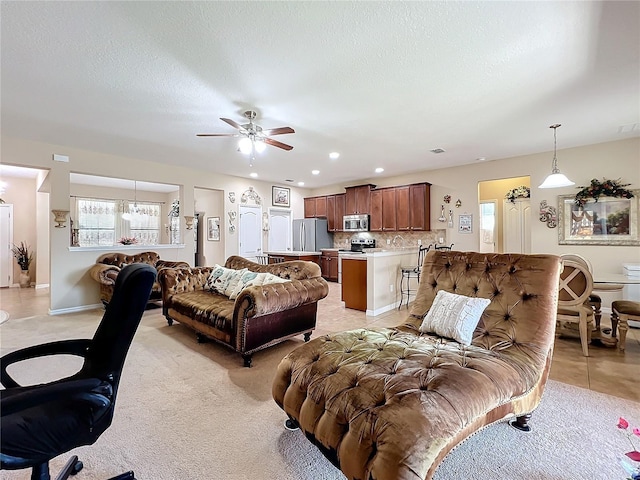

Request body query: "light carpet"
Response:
[1, 311, 639, 480]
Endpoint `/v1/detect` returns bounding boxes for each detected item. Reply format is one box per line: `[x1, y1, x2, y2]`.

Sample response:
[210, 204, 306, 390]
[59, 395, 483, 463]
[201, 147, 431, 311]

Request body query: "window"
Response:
[75, 198, 162, 246]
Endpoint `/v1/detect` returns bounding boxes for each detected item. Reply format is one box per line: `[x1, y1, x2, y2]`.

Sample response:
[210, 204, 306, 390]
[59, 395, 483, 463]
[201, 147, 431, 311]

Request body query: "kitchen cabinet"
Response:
[369, 189, 383, 231]
[341, 258, 367, 311]
[326, 194, 345, 232]
[320, 249, 339, 282]
[345, 185, 374, 215]
[304, 196, 327, 218]
[396, 183, 431, 231]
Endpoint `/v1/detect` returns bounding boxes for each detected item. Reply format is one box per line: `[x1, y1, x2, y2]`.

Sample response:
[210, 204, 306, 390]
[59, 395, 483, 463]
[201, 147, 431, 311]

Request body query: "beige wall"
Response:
[1, 136, 307, 312]
[194, 187, 225, 266]
[312, 137, 640, 278]
[2, 135, 638, 311]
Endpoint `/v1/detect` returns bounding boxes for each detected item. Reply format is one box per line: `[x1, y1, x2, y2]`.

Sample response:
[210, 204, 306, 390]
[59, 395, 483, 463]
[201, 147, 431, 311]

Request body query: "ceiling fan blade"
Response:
[196, 133, 238, 137]
[265, 137, 294, 151]
[261, 126, 295, 136]
[220, 117, 243, 130]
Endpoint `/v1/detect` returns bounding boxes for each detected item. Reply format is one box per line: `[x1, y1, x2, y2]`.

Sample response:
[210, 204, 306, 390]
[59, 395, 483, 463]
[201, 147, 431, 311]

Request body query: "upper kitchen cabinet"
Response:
[326, 194, 345, 232]
[396, 183, 431, 231]
[304, 196, 327, 218]
[345, 184, 374, 215]
[370, 187, 398, 232]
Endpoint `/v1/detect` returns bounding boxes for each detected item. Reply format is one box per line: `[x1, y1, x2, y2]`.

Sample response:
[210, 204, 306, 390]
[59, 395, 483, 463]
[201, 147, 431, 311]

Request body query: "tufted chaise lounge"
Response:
[272, 251, 562, 480]
[158, 256, 329, 367]
[89, 251, 189, 305]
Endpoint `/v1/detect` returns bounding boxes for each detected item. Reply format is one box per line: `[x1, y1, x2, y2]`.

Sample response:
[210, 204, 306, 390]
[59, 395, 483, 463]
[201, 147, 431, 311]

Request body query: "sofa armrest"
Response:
[158, 266, 213, 314]
[89, 263, 120, 286]
[234, 277, 329, 320]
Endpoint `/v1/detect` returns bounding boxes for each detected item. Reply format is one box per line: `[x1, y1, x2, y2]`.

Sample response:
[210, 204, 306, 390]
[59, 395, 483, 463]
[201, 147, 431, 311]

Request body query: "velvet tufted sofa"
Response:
[272, 250, 562, 480]
[89, 251, 189, 305]
[158, 256, 329, 367]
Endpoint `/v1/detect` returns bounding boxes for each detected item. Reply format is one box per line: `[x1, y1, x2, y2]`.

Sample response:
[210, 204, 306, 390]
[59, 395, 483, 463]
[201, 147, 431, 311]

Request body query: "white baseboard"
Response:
[367, 302, 401, 317]
[35, 283, 50, 290]
[49, 303, 103, 316]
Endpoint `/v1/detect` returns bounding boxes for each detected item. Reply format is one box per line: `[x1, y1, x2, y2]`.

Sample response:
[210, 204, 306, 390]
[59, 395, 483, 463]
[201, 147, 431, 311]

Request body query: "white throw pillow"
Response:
[418, 290, 491, 345]
[205, 265, 247, 297]
[229, 271, 289, 300]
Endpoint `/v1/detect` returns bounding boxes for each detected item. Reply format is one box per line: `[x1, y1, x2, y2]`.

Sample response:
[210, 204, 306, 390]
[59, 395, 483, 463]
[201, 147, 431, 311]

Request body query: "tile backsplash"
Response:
[333, 229, 448, 249]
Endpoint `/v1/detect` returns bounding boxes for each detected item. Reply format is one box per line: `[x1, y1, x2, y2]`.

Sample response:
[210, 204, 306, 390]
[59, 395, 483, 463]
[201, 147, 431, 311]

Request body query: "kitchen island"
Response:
[339, 248, 418, 316]
[264, 251, 321, 265]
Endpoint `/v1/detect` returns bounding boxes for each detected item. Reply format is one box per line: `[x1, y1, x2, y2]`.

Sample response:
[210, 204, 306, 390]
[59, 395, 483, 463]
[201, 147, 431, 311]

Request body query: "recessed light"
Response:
[476, 157, 486, 162]
[311, 170, 320, 175]
[375, 167, 384, 173]
[329, 152, 340, 160]
[249, 172, 258, 178]
[298, 181, 305, 186]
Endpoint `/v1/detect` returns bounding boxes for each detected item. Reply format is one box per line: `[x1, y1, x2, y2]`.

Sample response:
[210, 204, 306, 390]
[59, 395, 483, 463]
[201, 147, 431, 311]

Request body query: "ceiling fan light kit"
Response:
[539, 124, 575, 189]
[197, 110, 294, 166]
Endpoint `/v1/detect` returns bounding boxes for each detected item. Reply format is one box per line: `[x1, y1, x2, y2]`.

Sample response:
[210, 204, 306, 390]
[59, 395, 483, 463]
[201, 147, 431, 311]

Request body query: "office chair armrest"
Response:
[1, 377, 107, 416]
[0, 339, 91, 388]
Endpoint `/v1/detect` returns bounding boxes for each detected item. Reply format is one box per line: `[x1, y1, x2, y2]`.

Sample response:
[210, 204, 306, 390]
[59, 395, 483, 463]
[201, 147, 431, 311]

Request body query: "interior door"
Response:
[268, 209, 292, 252]
[239, 205, 262, 260]
[479, 200, 496, 253]
[0, 204, 13, 287]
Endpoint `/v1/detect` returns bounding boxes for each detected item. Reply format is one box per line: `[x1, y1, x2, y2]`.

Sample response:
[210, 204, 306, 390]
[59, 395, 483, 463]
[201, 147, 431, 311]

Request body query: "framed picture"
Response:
[207, 216, 220, 241]
[272, 186, 290, 207]
[558, 190, 639, 246]
[459, 213, 473, 233]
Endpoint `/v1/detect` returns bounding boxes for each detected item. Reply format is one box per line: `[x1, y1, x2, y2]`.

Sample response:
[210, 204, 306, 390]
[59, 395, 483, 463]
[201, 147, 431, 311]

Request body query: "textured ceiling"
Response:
[1, 1, 638, 189]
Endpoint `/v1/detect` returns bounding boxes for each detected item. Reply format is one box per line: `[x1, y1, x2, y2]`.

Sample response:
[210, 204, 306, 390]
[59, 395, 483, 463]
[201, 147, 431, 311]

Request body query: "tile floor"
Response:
[1, 282, 638, 402]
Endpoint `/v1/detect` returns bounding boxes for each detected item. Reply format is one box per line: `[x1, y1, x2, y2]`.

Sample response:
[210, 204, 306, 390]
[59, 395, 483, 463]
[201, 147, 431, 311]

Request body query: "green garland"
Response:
[574, 178, 634, 208]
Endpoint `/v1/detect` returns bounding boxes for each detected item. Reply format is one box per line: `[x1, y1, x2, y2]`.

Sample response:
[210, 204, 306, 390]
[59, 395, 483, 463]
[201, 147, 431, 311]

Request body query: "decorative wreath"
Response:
[574, 178, 634, 208]
[505, 185, 530, 203]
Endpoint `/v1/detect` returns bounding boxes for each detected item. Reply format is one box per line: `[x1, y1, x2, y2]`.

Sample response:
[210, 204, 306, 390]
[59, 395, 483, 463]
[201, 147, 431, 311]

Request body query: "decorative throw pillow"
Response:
[418, 290, 491, 345]
[205, 265, 247, 297]
[229, 271, 289, 300]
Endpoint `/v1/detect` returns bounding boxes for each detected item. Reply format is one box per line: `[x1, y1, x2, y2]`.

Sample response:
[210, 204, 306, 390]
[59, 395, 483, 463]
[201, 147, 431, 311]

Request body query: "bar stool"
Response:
[611, 300, 640, 352]
[270, 256, 285, 264]
[434, 243, 454, 251]
[256, 255, 269, 265]
[398, 245, 431, 309]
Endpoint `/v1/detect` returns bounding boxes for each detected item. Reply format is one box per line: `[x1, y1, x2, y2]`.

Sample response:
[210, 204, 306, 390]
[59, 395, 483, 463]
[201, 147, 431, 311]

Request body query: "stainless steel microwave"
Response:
[343, 214, 369, 232]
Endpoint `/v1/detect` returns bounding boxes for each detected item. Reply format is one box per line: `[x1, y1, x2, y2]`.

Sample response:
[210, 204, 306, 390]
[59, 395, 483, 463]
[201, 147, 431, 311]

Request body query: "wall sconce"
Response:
[539, 200, 558, 228]
[184, 215, 194, 230]
[228, 210, 237, 233]
[438, 205, 446, 222]
[51, 209, 70, 228]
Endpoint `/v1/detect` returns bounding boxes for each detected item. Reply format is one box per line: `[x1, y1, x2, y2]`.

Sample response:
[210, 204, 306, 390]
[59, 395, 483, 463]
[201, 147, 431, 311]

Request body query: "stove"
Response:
[339, 238, 376, 253]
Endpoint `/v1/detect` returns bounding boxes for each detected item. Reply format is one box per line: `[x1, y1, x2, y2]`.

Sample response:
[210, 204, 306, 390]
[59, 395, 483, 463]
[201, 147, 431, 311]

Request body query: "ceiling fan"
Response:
[197, 110, 295, 165]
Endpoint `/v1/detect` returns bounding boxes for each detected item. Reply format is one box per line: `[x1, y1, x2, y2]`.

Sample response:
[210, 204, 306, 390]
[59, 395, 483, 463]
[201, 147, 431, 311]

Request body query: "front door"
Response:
[239, 205, 262, 260]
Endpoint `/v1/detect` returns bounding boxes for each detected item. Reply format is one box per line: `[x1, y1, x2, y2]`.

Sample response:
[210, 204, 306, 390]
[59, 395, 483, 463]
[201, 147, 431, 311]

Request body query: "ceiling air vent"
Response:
[618, 123, 639, 134]
[430, 148, 446, 154]
[285, 179, 294, 182]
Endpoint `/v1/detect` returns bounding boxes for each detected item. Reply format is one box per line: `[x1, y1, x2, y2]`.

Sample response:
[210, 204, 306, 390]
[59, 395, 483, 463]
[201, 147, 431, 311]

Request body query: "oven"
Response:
[343, 214, 369, 232]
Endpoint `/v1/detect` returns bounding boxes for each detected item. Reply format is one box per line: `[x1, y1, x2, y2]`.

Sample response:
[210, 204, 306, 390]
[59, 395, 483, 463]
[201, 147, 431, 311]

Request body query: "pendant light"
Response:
[122, 180, 139, 220]
[538, 124, 575, 189]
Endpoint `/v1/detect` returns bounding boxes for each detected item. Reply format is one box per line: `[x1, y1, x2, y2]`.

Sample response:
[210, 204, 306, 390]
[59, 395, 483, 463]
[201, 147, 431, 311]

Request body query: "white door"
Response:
[0, 204, 13, 287]
[479, 201, 496, 253]
[239, 205, 262, 260]
[503, 199, 531, 253]
[268, 209, 292, 252]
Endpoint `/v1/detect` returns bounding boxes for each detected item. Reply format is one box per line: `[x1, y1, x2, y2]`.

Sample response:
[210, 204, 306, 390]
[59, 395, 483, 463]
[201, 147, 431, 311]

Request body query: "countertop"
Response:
[264, 251, 322, 256]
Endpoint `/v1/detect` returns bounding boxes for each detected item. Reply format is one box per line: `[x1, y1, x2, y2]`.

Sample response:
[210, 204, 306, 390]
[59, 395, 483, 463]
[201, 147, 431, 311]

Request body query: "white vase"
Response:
[19, 270, 30, 288]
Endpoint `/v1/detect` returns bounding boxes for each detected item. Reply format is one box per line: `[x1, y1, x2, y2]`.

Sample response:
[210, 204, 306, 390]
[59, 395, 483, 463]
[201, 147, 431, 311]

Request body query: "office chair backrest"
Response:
[82, 264, 156, 388]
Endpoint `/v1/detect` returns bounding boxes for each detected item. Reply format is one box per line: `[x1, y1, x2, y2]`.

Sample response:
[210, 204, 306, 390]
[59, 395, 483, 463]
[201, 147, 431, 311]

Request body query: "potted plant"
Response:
[11, 241, 33, 288]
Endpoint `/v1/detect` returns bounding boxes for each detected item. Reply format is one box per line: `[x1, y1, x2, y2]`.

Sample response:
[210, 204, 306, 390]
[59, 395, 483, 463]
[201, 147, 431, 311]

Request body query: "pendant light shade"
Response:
[539, 124, 575, 189]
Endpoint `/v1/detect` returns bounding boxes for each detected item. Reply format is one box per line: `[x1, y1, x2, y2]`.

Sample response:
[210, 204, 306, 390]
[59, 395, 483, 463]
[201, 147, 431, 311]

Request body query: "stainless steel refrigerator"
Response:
[293, 218, 333, 252]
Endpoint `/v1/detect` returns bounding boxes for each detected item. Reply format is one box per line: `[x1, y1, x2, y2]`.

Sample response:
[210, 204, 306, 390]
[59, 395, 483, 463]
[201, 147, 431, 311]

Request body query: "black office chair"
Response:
[1, 263, 156, 480]
[398, 244, 431, 309]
